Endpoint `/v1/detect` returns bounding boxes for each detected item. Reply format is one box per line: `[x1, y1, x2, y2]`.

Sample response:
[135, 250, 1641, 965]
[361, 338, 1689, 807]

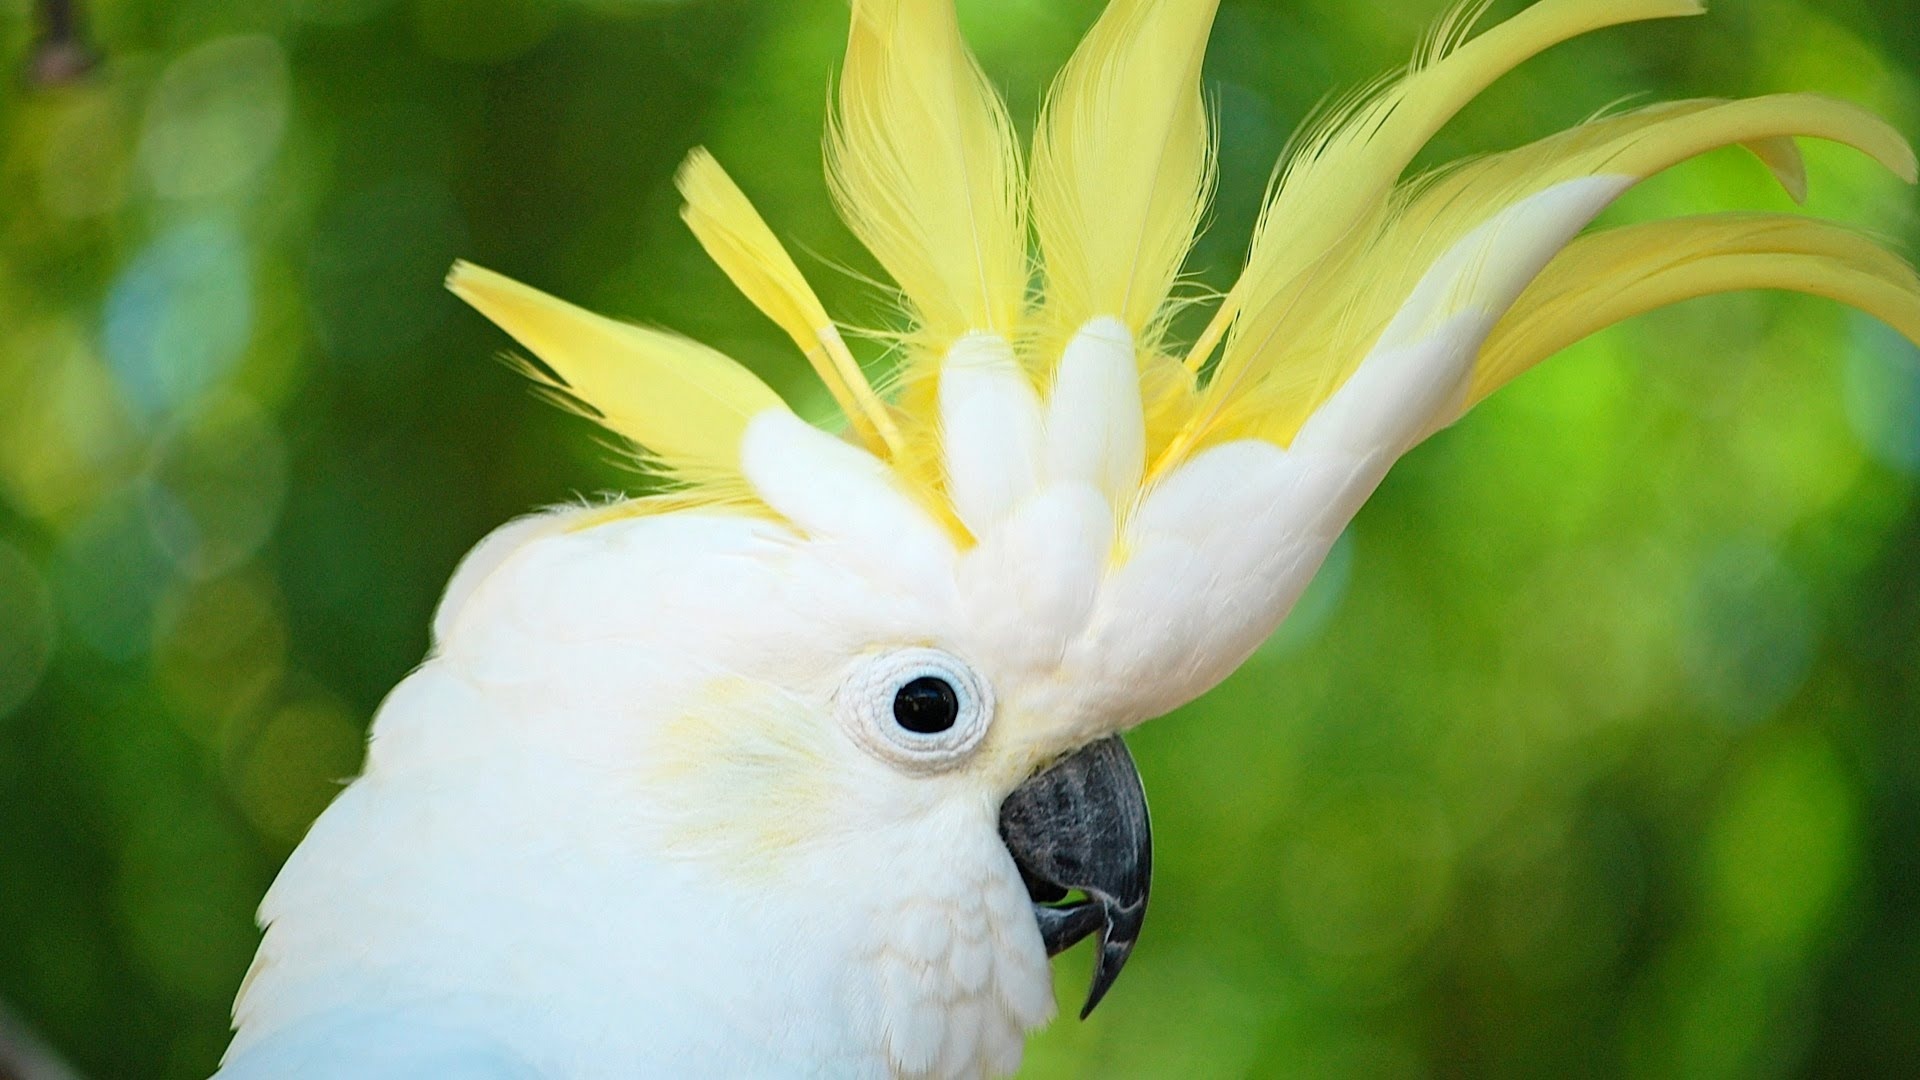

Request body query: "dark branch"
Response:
[26, 0, 99, 87]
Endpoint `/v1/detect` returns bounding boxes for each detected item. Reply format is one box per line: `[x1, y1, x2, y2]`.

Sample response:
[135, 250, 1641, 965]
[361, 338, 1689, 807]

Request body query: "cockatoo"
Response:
[219, 0, 1920, 1076]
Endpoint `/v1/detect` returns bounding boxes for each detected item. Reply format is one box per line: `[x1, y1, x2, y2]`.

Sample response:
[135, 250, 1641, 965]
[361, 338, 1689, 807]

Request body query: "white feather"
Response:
[1050, 175, 1647, 734]
[1072, 439, 1354, 726]
[1298, 174, 1635, 457]
[217, 1008, 539, 1079]
[937, 333, 1044, 539]
[955, 483, 1111, 675]
[741, 409, 959, 595]
[429, 507, 582, 646]
[227, 508, 1053, 1079]
[1044, 316, 1144, 508]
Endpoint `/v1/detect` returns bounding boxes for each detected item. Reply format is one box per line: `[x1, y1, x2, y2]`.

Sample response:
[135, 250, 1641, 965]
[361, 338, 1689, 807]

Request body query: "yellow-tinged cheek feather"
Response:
[642, 679, 841, 875]
[639, 679, 1088, 870]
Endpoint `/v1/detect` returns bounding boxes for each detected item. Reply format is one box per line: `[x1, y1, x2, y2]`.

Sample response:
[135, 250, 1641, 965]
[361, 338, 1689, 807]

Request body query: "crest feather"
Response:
[939, 334, 1044, 540]
[1193, 94, 1916, 446]
[447, 262, 789, 489]
[452, 0, 1920, 550]
[1472, 213, 1920, 407]
[1031, 0, 1219, 343]
[1193, 0, 1707, 370]
[1159, 0, 1706, 467]
[827, 0, 1027, 348]
[675, 148, 903, 460]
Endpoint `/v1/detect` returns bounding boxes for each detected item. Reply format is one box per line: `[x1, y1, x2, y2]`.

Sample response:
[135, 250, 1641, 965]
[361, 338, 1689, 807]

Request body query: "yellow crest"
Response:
[451, 0, 1919, 539]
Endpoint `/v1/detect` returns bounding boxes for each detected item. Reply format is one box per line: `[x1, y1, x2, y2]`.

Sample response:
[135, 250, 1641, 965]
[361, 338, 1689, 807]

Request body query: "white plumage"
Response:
[223, 0, 1918, 1075]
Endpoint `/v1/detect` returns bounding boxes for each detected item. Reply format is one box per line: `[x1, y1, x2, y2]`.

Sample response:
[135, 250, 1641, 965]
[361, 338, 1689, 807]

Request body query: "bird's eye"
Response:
[893, 676, 959, 733]
[840, 648, 993, 772]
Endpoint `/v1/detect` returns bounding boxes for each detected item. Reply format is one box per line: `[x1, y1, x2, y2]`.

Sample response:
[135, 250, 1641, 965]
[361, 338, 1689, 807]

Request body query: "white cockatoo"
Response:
[219, 0, 1920, 1075]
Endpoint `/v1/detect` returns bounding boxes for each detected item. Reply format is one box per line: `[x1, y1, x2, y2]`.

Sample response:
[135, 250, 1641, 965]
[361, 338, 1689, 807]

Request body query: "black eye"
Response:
[892, 675, 960, 734]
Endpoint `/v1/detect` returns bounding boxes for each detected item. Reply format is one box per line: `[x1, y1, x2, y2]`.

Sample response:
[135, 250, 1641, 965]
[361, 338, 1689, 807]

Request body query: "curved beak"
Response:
[997, 736, 1151, 1019]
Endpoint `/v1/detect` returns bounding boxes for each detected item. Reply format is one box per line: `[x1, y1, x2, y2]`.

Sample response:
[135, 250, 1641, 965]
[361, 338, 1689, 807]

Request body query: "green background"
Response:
[1, 0, 1918, 1076]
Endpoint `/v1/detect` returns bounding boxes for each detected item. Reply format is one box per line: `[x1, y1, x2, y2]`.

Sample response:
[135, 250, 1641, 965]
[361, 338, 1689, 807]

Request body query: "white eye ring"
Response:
[839, 647, 993, 773]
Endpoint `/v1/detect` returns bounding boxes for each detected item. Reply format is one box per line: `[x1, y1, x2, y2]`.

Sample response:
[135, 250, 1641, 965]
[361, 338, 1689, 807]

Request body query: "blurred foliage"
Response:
[0, 0, 1917, 1076]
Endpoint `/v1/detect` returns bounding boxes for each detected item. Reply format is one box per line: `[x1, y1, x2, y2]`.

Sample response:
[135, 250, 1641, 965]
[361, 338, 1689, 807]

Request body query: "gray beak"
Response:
[997, 736, 1151, 1019]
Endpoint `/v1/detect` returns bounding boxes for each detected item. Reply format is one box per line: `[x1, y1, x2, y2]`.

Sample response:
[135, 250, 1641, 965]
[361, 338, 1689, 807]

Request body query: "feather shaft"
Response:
[676, 148, 904, 459]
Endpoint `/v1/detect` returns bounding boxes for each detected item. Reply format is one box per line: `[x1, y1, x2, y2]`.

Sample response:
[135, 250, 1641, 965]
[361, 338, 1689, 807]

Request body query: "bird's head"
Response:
[419, 0, 1916, 1067]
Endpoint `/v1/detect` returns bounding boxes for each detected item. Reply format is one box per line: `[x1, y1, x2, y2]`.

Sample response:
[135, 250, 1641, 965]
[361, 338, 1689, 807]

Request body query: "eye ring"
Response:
[839, 647, 993, 772]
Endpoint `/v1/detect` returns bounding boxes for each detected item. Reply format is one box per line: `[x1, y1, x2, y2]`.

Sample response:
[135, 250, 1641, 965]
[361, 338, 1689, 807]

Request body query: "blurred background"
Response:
[0, 0, 1916, 1076]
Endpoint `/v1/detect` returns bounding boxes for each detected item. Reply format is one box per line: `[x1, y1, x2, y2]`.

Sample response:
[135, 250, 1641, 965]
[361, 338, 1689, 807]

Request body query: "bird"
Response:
[217, 0, 1920, 1076]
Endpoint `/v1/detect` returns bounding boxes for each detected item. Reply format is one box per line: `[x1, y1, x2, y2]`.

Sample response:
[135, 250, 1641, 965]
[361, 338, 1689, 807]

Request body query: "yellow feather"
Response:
[1470, 213, 1920, 406]
[675, 148, 903, 460]
[826, 0, 1027, 348]
[1139, 349, 1201, 477]
[1599, 95, 1917, 183]
[1185, 92, 1916, 452]
[446, 261, 788, 488]
[444, 0, 1920, 538]
[1031, 0, 1218, 342]
[1360, 97, 1911, 375]
[1197, 0, 1705, 374]
[1155, 0, 1707, 475]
